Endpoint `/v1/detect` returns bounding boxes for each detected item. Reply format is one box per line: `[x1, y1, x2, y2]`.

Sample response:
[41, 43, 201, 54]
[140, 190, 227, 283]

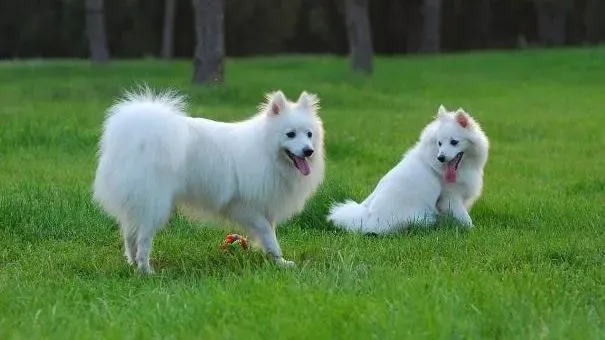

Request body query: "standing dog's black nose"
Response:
[437, 155, 446, 163]
[303, 148, 314, 157]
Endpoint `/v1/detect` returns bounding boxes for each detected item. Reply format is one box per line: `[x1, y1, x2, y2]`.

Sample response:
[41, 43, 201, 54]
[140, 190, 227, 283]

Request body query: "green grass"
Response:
[1, 48, 604, 339]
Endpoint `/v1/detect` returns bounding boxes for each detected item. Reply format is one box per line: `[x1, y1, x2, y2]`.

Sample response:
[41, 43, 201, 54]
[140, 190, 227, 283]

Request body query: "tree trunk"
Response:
[85, 0, 109, 63]
[344, 0, 373, 74]
[403, 1, 423, 53]
[161, 0, 177, 59]
[192, 0, 225, 85]
[420, 0, 442, 53]
[475, 0, 492, 49]
[585, 0, 605, 44]
[534, 0, 569, 46]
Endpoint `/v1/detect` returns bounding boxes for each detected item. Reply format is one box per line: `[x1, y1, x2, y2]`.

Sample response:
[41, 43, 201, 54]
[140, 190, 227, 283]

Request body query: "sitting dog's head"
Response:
[429, 105, 489, 183]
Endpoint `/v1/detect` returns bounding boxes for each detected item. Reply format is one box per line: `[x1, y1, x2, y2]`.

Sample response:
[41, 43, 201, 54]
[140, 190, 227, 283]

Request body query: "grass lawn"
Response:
[0, 48, 604, 339]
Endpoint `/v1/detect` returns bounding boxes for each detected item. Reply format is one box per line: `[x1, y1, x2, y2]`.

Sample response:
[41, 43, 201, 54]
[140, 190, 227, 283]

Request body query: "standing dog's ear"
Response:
[264, 90, 287, 115]
[455, 109, 470, 128]
[297, 91, 320, 113]
[437, 104, 448, 118]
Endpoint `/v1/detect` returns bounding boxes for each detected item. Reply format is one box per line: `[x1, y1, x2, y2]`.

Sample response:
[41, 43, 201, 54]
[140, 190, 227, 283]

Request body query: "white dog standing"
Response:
[93, 87, 325, 273]
[328, 105, 489, 234]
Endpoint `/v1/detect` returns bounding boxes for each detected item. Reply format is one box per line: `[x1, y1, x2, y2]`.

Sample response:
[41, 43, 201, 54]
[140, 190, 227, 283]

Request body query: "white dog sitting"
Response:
[328, 105, 489, 234]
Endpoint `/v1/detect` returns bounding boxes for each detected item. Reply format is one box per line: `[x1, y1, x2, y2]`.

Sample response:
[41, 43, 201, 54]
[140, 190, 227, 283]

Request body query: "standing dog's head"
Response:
[260, 90, 324, 177]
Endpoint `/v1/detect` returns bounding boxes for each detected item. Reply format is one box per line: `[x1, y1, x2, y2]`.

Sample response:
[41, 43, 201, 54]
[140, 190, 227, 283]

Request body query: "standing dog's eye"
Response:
[450, 139, 459, 146]
[307, 131, 312, 138]
[286, 131, 296, 138]
[438, 141, 442, 146]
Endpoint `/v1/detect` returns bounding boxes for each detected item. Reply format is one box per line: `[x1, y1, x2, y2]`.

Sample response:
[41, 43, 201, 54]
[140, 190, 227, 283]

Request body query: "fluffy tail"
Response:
[327, 200, 372, 232]
[107, 84, 187, 119]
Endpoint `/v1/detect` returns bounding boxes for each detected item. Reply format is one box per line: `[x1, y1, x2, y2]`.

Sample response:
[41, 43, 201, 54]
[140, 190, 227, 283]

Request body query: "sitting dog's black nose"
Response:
[437, 155, 445, 163]
[303, 148, 314, 157]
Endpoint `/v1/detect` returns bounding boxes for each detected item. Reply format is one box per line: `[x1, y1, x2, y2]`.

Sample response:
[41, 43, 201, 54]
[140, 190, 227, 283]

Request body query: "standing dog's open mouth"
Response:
[286, 150, 311, 176]
[444, 152, 464, 183]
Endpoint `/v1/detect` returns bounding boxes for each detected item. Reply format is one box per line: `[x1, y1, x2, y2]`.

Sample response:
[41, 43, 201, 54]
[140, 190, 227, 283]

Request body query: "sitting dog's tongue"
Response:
[292, 156, 311, 176]
[445, 161, 457, 183]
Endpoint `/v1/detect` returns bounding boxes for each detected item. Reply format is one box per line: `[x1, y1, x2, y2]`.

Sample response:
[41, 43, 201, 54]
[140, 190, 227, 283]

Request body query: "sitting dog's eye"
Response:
[307, 131, 312, 138]
[286, 131, 296, 138]
[438, 141, 442, 146]
[450, 139, 459, 146]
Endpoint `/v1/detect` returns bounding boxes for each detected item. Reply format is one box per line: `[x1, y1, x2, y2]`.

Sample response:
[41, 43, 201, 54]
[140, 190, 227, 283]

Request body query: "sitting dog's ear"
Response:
[455, 109, 470, 128]
[437, 104, 448, 118]
[297, 91, 320, 113]
[264, 90, 287, 115]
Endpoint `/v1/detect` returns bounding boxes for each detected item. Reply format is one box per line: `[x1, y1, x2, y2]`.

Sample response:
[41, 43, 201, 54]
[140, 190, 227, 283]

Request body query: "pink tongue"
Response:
[292, 156, 310, 176]
[445, 162, 457, 183]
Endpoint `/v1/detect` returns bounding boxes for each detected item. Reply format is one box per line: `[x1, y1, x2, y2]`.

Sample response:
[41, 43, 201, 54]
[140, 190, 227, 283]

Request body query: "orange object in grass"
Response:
[221, 233, 248, 251]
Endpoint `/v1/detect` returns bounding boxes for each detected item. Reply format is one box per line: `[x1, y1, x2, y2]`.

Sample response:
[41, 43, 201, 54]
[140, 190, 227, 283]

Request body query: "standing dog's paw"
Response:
[274, 257, 296, 268]
[136, 262, 156, 275]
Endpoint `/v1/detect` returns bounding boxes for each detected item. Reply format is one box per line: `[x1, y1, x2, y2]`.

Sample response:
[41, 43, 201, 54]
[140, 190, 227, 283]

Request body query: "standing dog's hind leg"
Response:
[135, 227, 156, 274]
[123, 231, 137, 265]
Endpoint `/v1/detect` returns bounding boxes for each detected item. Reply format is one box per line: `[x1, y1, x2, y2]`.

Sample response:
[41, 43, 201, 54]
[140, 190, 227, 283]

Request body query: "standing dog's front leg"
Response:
[252, 220, 295, 267]
[227, 203, 295, 267]
[437, 195, 473, 228]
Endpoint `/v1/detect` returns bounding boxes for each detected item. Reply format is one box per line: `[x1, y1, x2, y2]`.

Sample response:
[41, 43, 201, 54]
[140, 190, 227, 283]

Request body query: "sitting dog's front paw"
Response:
[452, 210, 473, 228]
[459, 216, 473, 228]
